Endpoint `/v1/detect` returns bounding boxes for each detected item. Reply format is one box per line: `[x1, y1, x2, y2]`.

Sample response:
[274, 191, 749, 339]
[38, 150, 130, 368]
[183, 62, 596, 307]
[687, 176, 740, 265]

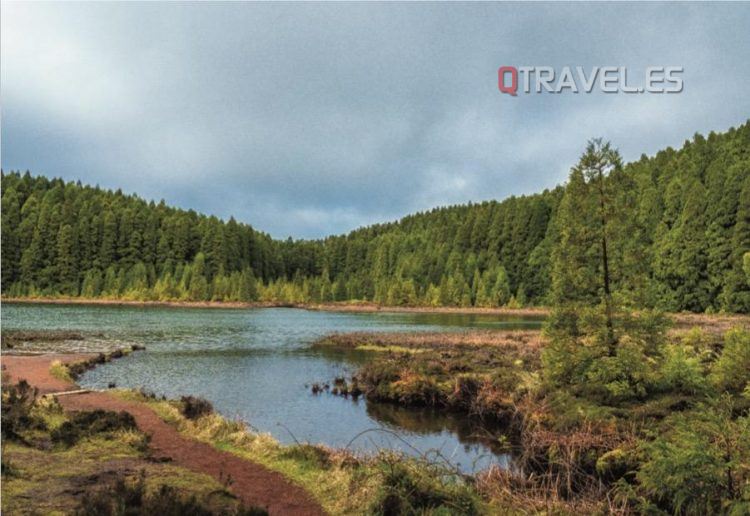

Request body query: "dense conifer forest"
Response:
[2, 121, 749, 312]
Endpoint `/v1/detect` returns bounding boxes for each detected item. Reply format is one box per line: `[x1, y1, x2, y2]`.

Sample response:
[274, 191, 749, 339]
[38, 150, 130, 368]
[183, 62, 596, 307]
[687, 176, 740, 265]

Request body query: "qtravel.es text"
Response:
[498, 66, 683, 96]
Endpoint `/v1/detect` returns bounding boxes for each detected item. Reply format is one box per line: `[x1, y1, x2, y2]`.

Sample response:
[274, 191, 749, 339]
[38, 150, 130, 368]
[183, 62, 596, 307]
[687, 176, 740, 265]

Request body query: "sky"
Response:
[2, 2, 749, 239]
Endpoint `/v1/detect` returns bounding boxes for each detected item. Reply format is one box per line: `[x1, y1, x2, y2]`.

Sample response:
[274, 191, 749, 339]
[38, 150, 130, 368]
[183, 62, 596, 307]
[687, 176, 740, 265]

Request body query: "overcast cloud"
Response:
[2, 2, 749, 238]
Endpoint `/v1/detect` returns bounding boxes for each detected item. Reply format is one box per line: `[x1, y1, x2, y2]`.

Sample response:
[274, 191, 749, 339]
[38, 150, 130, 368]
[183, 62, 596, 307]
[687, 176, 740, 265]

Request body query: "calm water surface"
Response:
[2, 303, 542, 472]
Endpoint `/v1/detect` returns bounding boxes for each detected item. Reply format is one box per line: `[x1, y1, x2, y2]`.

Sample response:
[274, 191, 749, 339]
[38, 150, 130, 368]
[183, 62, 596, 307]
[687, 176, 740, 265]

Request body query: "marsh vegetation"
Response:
[0, 378, 263, 515]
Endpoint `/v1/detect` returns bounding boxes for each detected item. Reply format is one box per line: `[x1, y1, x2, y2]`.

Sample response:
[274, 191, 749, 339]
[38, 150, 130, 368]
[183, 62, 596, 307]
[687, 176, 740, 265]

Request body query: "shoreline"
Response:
[2, 296, 549, 317]
[4, 297, 749, 332]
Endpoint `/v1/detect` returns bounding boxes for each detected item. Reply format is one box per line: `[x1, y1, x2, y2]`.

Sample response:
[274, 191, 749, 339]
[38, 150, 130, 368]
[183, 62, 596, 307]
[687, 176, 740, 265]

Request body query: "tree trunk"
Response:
[596, 167, 616, 354]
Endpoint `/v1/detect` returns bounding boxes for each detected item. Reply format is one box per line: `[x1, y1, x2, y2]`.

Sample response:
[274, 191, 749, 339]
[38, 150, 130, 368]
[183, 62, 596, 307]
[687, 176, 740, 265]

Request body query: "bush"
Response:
[449, 374, 482, 410]
[1, 380, 44, 440]
[542, 307, 668, 404]
[710, 328, 750, 394]
[541, 336, 597, 389]
[583, 337, 654, 403]
[634, 397, 750, 515]
[180, 396, 214, 420]
[658, 343, 708, 395]
[52, 410, 137, 447]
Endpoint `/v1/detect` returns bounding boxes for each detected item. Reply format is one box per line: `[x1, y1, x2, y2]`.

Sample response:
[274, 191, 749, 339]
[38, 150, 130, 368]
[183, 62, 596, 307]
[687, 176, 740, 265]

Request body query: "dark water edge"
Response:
[2, 302, 543, 473]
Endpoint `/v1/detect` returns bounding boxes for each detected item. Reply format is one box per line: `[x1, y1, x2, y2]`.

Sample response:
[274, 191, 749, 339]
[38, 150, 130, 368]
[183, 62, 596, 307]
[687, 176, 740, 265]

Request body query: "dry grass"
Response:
[305, 302, 549, 317]
[475, 466, 620, 515]
[669, 312, 750, 336]
[315, 329, 545, 353]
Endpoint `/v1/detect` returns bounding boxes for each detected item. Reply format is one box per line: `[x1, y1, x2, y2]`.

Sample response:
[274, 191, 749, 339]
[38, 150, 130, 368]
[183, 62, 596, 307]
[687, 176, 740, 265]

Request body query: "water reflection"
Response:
[366, 402, 510, 462]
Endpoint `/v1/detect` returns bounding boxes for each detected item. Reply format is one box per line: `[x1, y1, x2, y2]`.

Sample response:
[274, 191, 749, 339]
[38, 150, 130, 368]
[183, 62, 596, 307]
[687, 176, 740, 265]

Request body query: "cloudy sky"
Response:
[2, 2, 749, 238]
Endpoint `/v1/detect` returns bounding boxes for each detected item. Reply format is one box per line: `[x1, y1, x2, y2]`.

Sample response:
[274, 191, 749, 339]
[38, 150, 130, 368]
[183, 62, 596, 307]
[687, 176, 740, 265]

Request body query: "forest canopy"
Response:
[2, 120, 749, 313]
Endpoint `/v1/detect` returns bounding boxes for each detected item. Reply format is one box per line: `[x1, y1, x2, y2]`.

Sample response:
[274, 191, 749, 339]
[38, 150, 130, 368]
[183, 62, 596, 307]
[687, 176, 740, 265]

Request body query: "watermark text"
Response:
[498, 66, 683, 96]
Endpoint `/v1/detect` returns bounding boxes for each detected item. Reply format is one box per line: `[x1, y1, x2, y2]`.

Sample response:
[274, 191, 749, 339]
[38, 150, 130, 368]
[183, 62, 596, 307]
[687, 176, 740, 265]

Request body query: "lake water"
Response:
[2, 303, 542, 472]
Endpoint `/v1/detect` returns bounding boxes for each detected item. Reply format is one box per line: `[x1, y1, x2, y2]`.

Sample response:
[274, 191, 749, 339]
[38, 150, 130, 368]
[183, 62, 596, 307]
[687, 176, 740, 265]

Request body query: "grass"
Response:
[355, 343, 425, 354]
[113, 390, 373, 514]
[313, 330, 545, 352]
[2, 437, 245, 515]
[49, 359, 74, 383]
[0, 383, 260, 515]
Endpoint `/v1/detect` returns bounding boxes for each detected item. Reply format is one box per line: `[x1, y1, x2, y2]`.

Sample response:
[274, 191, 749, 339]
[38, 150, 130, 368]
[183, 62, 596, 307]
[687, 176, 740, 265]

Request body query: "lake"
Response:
[2, 302, 543, 472]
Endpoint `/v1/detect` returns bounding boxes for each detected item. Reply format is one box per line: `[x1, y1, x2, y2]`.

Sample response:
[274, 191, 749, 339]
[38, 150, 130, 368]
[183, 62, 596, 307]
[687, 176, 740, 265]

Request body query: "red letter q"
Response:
[498, 66, 518, 96]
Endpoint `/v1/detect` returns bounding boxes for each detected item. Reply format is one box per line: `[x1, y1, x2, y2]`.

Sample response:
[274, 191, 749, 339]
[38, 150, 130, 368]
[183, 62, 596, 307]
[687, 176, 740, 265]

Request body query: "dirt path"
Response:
[2, 354, 94, 394]
[1, 354, 325, 516]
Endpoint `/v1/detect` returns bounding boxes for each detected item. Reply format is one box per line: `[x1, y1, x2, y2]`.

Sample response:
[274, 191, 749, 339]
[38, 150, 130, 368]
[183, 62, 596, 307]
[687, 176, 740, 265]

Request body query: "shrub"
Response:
[359, 361, 400, 396]
[542, 307, 668, 404]
[680, 326, 711, 351]
[449, 374, 482, 410]
[180, 395, 214, 420]
[583, 337, 654, 403]
[541, 336, 598, 389]
[49, 360, 73, 382]
[52, 410, 137, 447]
[619, 309, 670, 355]
[1, 380, 44, 440]
[658, 343, 708, 395]
[635, 397, 750, 515]
[710, 328, 750, 394]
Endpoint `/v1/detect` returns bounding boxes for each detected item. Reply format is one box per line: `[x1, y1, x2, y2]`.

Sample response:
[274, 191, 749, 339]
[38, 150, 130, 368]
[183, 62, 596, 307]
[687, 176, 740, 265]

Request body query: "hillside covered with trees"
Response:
[2, 121, 749, 312]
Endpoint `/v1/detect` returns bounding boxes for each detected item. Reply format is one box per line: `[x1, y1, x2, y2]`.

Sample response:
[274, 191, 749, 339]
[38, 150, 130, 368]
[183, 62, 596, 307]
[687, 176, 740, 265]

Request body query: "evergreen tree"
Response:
[551, 139, 631, 353]
[56, 224, 78, 294]
[1, 188, 21, 288]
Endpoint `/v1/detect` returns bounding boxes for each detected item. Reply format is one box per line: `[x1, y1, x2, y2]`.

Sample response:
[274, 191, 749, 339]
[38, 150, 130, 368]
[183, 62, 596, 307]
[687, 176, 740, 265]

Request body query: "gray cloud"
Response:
[2, 2, 749, 238]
